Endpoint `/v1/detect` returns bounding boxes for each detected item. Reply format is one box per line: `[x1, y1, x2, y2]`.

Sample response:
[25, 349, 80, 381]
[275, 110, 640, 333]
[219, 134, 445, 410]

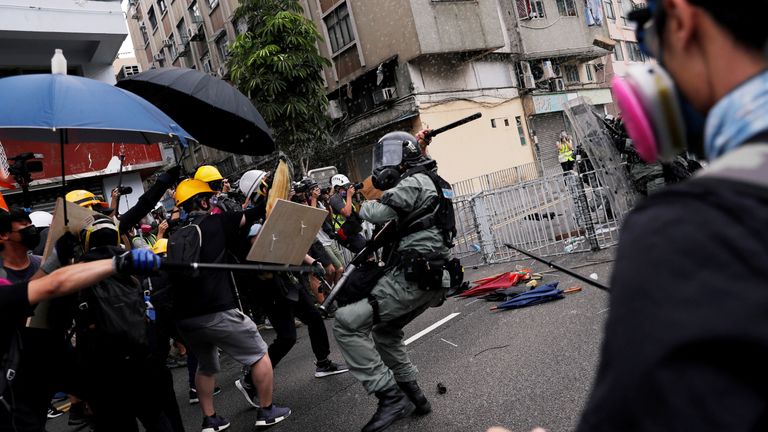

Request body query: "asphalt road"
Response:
[47, 249, 614, 432]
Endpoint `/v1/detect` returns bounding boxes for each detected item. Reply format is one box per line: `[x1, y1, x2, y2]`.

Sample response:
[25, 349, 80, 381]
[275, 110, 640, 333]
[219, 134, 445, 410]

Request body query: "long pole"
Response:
[161, 261, 314, 273]
[60, 129, 68, 226]
[504, 243, 610, 292]
[424, 112, 483, 140]
[115, 147, 125, 216]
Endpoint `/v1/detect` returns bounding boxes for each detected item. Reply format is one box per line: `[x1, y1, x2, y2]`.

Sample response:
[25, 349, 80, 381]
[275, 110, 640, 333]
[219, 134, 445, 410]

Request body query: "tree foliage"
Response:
[228, 0, 334, 173]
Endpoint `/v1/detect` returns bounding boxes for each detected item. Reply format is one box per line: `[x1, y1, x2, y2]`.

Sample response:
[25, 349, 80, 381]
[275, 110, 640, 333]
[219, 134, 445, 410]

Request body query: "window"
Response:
[556, 0, 577, 17]
[176, 19, 188, 44]
[147, 6, 158, 30]
[604, 0, 615, 20]
[140, 23, 150, 46]
[626, 42, 643, 62]
[504, 118, 510, 127]
[216, 34, 229, 62]
[613, 41, 624, 61]
[620, 0, 634, 25]
[516, 0, 545, 19]
[189, 1, 202, 23]
[201, 53, 212, 73]
[516, 117, 527, 145]
[324, 2, 356, 54]
[585, 64, 594, 81]
[157, 0, 167, 14]
[205, 0, 219, 10]
[565, 65, 579, 83]
[168, 33, 177, 59]
[491, 119, 497, 128]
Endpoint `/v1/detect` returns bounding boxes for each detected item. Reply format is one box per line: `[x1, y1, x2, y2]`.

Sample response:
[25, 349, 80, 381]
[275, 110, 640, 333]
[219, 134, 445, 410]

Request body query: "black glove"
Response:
[113, 249, 162, 275]
[157, 165, 182, 186]
[55, 232, 79, 264]
[311, 260, 326, 277]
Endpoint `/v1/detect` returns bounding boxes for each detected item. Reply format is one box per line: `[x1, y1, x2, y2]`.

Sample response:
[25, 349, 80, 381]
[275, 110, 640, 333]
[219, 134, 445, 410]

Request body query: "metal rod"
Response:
[161, 261, 314, 273]
[60, 129, 68, 226]
[115, 148, 125, 217]
[504, 243, 611, 292]
[424, 112, 482, 139]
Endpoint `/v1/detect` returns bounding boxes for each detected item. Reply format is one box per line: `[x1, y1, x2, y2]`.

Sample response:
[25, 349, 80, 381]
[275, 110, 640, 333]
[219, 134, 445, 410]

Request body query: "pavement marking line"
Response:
[597, 308, 610, 314]
[464, 299, 481, 307]
[404, 312, 460, 346]
[440, 338, 458, 347]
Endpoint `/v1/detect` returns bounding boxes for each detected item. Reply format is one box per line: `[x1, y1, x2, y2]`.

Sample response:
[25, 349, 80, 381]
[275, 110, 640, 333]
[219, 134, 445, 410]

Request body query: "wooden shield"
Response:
[247, 199, 327, 265]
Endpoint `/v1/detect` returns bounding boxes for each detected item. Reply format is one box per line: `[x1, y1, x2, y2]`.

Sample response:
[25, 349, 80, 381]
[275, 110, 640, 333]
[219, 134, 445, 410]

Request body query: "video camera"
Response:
[351, 182, 364, 191]
[116, 186, 133, 195]
[9, 153, 44, 184]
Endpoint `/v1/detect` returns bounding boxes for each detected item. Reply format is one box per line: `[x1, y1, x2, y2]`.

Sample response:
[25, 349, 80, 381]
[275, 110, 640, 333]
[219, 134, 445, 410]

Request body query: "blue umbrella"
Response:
[489, 282, 581, 311]
[0, 74, 195, 222]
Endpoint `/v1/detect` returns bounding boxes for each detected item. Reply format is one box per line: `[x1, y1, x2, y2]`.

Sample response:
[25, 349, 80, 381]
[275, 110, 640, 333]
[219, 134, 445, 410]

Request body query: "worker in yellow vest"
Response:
[557, 131, 575, 172]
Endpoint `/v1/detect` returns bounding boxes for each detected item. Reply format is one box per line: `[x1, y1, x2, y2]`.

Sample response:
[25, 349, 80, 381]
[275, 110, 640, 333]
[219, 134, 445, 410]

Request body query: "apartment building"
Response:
[601, 0, 651, 114]
[125, 0, 259, 176]
[304, 0, 615, 181]
[0, 0, 165, 211]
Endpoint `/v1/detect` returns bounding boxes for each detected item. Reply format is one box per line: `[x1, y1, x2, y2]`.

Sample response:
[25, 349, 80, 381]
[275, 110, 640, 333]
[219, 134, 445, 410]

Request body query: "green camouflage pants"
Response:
[333, 267, 445, 394]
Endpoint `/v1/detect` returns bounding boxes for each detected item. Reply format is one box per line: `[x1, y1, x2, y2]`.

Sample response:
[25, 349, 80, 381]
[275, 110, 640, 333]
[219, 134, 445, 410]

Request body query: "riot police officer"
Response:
[333, 131, 458, 432]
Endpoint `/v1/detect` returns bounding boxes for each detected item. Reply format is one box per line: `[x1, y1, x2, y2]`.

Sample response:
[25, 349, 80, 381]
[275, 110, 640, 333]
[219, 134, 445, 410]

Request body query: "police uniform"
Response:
[332, 132, 455, 432]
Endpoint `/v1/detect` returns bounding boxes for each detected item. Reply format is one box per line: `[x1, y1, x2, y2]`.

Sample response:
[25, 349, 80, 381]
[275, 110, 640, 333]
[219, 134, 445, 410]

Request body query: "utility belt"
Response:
[397, 251, 463, 291]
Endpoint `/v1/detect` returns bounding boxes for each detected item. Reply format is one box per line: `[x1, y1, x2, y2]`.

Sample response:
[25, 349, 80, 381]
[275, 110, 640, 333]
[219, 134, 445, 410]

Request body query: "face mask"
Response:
[17, 225, 40, 250]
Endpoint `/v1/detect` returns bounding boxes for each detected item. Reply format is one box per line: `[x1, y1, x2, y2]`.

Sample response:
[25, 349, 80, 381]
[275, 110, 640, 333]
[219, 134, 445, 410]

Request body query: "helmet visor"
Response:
[373, 139, 403, 170]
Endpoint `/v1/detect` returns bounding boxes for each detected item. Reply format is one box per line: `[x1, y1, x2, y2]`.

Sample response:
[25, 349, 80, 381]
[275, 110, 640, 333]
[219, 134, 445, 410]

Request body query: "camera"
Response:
[351, 182, 364, 190]
[116, 186, 133, 195]
[9, 153, 44, 183]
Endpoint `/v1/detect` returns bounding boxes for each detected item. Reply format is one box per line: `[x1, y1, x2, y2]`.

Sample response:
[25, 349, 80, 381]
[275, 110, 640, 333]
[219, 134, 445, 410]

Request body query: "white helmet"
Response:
[330, 174, 350, 188]
[239, 169, 268, 198]
[29, 211, 53, 228]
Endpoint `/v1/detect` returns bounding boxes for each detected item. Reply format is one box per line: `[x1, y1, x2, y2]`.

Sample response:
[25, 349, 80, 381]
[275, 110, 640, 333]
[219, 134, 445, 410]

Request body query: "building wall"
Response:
[417, 99, 534, 184]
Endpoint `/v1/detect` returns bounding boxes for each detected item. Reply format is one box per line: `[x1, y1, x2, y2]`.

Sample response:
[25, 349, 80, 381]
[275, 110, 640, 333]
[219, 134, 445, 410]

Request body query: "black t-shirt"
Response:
[0, 282, 32, 350]
[4, 255, 42, 285]
[171, 211, 253, 319]
[577, 178, 768, 432]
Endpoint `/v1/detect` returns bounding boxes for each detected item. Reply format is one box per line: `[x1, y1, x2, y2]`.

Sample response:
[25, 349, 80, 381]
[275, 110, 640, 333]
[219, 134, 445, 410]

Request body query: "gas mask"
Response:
[611, 3, 705, 162]
[371, 135, 407, 191]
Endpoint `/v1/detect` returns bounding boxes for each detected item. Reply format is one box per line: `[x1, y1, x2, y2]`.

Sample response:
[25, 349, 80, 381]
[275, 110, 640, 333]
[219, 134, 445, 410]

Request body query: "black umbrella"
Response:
[116, 67, 275, 156]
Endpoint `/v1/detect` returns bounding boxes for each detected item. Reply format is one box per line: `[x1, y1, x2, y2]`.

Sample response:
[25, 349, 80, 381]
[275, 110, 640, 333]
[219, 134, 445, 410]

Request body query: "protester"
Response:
[194, 165, 241, 213]
[0, 241, 161, 432]
[576, 1, 768, 431]
[0, 208, 41, 284]
[168, 178, 291, 430]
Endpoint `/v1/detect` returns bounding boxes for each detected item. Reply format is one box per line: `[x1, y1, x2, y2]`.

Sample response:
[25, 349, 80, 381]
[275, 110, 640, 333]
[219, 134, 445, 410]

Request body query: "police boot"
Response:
[397, 380, 431, 415]
[361, 386, 416, 432]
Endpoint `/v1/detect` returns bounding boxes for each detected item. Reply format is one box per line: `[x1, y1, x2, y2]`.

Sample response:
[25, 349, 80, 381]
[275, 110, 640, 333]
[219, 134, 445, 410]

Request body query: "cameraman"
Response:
[329, 175, 366, 253]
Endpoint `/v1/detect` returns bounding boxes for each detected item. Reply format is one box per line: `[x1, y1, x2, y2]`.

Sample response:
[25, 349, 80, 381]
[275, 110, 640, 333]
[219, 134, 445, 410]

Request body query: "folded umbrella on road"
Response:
[480, 285, 529, 302]
[490, 282, 581, 311]
[459, 271, 530, 297]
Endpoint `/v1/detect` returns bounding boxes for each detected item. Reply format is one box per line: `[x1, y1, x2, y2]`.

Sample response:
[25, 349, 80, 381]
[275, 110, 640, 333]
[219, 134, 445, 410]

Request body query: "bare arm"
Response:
[27, 260, 114, 305]
[340, 187, 355, 217]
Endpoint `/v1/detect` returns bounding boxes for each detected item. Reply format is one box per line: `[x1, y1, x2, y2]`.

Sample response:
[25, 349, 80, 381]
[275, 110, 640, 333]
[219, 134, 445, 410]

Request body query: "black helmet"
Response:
[372, 131, 426, 190]
[296, 177, 318, 194]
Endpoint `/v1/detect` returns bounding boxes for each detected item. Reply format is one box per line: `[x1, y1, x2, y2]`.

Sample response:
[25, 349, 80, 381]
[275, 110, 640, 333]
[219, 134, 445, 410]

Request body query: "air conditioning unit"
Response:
[552, 64, 563, 77]
[540, 60, 556, 81]
[153, 53, 165, 61]
[372, 87, 396, 105]
[550, 78, 566, 92]
[327, 99, 344, 119]
[162, 39, 173, 47]
[520, 61, 536, 89]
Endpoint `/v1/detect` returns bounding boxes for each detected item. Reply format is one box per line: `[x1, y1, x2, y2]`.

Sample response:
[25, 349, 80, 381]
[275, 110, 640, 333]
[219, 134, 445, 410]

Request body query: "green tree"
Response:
[228, 0, 334, 174]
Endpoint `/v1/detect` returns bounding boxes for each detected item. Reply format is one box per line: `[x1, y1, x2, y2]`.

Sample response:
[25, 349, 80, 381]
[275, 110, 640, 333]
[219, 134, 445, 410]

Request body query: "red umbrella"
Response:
[459, 271, 530, 297]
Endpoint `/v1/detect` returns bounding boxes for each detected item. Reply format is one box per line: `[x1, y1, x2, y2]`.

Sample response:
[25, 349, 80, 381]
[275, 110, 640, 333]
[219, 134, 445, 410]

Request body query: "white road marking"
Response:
[440, 338, 458, 347]
[464, 299, 481, 307]
[597, 308, 610, 314]
[404, 312, 460, 346]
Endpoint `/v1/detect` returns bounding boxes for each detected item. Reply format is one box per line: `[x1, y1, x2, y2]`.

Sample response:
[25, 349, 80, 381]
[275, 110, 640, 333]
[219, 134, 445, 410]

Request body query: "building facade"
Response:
[0, 0, 165, 211]
[304, 0, 615, 182]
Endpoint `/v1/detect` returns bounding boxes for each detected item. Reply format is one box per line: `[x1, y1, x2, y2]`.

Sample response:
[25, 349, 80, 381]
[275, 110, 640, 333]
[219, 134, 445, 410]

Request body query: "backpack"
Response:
[167, 215, 206, 278]
[75, 273, 148, 361]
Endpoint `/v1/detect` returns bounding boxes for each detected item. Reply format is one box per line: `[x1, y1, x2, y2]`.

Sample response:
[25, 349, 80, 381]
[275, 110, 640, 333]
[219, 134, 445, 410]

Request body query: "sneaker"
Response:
[47, 405, 64, 419]
[314, 359, 349, 378]
[235, 377, 259, 408]
[254, 405, 291, 427]
[189, 387, 222, 405]
[201, 413, 230, 432]
[68, 401, 88, 426]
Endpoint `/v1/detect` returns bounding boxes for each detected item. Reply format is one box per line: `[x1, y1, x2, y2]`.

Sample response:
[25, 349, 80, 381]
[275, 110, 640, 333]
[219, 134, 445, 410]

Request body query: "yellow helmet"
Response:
[194, 165, 224, 183]
[66, 190, 109, 209]
[174, 179, 214, 206]
[152, 238, 168, 255]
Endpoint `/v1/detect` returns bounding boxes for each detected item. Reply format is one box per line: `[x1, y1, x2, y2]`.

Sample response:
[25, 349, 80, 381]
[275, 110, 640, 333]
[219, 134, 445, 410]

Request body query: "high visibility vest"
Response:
[332, 203, 357, 230]
[558, 141, 574, 162]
